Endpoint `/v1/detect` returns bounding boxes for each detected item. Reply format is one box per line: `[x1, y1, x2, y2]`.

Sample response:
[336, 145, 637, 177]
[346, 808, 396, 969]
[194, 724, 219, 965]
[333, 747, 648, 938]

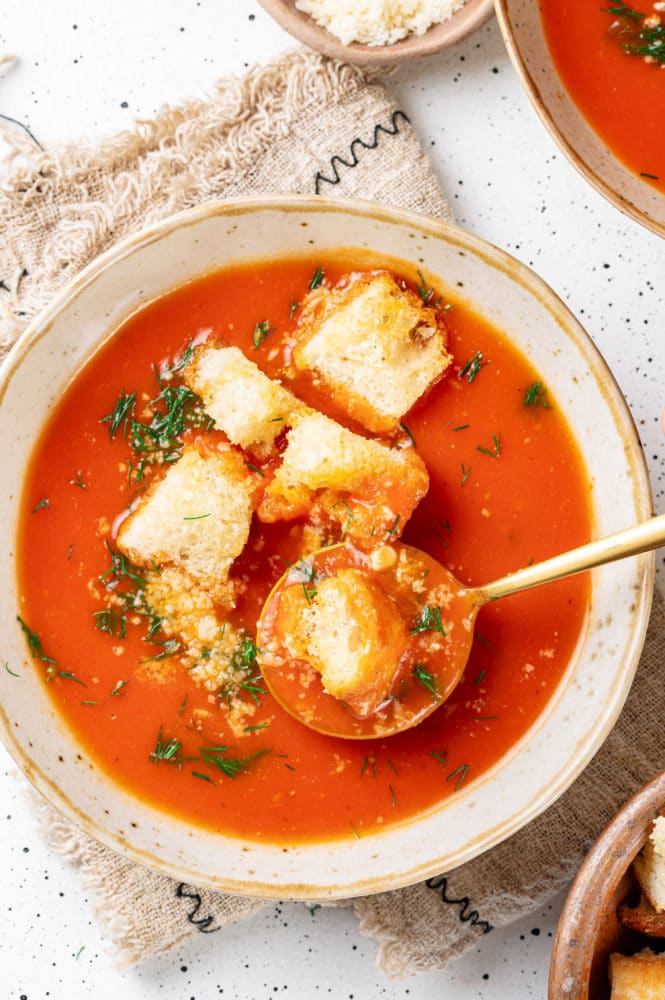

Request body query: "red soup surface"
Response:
[541, 1, 665, 192]
[16, 255, 592, 845]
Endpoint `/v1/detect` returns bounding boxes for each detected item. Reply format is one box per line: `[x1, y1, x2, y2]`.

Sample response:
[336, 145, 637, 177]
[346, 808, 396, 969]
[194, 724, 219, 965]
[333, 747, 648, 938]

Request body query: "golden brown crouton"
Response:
[257, 411, 429, 547]
[283, 568, 407, 718]
[634, 815, 665, 913]
[184, 344, 304, 454]
[292, 271, 452, 433]
[117, 444, 254, 597]
[610, 950, 665, 998]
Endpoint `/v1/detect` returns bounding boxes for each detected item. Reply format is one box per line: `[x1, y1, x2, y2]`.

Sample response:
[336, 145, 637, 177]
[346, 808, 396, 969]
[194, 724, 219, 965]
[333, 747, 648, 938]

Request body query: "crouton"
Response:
[117, 444, 254, 597]
[610, 950, 665, 999]
[257, 411, 429, 547]
[292, 271, 452, 433]
[184, 344, 304, 453]
[634, 815, 665, 913]
[284, 568, 407, 718]
[619, 893, 665, 938]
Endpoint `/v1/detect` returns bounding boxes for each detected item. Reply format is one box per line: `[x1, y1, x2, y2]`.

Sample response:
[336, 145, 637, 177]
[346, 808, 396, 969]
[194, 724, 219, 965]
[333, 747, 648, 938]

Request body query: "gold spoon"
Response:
[257, 513, 665, 740]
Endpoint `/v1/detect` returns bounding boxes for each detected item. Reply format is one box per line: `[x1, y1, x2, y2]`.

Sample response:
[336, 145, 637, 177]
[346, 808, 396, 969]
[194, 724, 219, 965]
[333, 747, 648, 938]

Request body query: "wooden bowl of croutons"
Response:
[550, 770, 665, 999]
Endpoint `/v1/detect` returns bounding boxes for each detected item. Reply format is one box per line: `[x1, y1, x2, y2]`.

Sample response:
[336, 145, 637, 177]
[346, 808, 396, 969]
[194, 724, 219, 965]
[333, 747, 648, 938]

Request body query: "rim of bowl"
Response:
[494, 0, 665, 241]
[0, 195, 655, 898]
[549, 769, 665, 998]
[257, 0, 495, 66]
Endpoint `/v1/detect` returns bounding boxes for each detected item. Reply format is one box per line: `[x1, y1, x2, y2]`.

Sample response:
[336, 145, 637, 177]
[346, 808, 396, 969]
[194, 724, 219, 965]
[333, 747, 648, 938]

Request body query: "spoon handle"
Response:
[470, 511, 665, 605]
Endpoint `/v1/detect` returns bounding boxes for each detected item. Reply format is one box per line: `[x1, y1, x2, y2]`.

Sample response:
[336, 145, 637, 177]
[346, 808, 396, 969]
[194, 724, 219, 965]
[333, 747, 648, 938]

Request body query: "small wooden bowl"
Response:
[258, 0, 495, 66]
[550, 770, 665, 1000]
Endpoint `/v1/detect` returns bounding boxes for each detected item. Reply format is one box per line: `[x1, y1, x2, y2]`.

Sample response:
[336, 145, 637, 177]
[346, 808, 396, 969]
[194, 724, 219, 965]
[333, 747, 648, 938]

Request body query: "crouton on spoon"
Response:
[257, 515, 665, 740]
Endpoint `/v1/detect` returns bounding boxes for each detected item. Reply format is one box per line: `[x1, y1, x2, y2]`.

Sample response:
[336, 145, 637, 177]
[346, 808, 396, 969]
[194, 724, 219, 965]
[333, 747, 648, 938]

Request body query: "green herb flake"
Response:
[412, 663, 441, 700]
[110, 679, 129, 697]
[409, 605, 446, 637]
[447, 763, 470, 791]
[289, 298, 300, 319]
[149, 726, 183, 765]
[192, 771, 215, 783]
[56, 671, 86, 687]
[398, 422, 417, 449]
[4, 661, 19, 677]
[476, 434, 501, 459]
[32, 497, 50, 513]
[16, 615, 56, 664]
[244, 721, 269, 732]
[459, 351, 486, 384]
[69, 471, 86, 489]
[431, 750, 447, 767]
[182, 512, 212, 521]
[245, 462, 265, 477]
[389, 784, 397, 808]
[603, 5, 665, 64]
[101, 388, 136, 439]
[460, 463, 471, 487]
[309, 266, 325, 290]
[387, 513, 402, 536]
[252, 320, 274, 350]
[386, 759, 400, 776]
[199, 745, 270, 778]
[415, 269, 442, 307]
[523, 381, 551, 409]
[473, 669, 487, 686]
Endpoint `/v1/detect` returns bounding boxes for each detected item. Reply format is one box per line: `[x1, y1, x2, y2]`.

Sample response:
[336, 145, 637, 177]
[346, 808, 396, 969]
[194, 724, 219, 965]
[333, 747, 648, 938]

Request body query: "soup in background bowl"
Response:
[0, 196, 653, 898]
[496, 0, 665, 240]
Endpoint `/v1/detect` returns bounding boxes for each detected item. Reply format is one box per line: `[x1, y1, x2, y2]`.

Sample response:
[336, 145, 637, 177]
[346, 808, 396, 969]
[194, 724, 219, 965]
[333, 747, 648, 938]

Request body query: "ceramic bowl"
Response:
[550, 770, 665, 1000]
[0, 196, 654, 899]
[258, 0, 495, 66]
[495, 0, 665, 240]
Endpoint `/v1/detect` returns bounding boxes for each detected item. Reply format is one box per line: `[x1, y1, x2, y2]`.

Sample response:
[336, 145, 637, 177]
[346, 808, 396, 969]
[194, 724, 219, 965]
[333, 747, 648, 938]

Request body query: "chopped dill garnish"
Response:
[192, 771, 215, 783]
[55, 671, 86, 687]
[603, 5, 665, 64]
[415, 269, 441, 307]
[179, 694, 188, 715]
[81, 700, 97, 706]
[413, 664, 441, 699]
[476, 434, 501, 459]
[524, 381, 551, 409]
[110, 679, 129, 697]
[389, 784, 397, 808]
[32, 497, 50, 513]
[309, 266, 325, 290]
[473, 715, 499, 722]
[69, 471, 86, 489]
[460, 464, 471, 487]
[387, 759, 400, 776]
[245, 462, 265, 477]
[182, 512, 212, 520]
[158, 341, 195, 379]
[330, 498, 355, 540]
[231, 636, 259, 671]
[289, 298, 300, 318]
[252, 320, 273, 350]
[447, 763, 470, 791]
[93, 607, 127, 639]
[101, 388, 136, 439]
[431, 750, 447, 766]
[350, 822, 361, 839]
[149, 727, 183, 765]
[67, 543, 74, 560]
[4, 661, 19, 677]
[199, 745, 270, 778]
[16, 615, 56, 664]
[244, 721, 269, 732]
[302, 582, 317, 604]
[459, 351, 486, 383]
[473, 669, 486, 686]
[238, 675, 267, 706]
[141, 638, 181, 663]
[409, 605, 446, 637]
[284, 763, 296, 772]
[398, 422, 417, 448]
[641, 171, 659, 180]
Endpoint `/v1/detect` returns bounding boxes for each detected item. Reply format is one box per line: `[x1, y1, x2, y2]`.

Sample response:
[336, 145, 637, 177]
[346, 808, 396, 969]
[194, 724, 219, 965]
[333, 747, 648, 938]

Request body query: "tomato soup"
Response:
[16, 256, 592, 845]
[541, 1, 665, 192]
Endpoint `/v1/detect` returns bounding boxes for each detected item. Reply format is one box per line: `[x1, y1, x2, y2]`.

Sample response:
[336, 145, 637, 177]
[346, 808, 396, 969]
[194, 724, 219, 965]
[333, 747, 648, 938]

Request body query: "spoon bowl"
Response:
[258, 513, 665, 740]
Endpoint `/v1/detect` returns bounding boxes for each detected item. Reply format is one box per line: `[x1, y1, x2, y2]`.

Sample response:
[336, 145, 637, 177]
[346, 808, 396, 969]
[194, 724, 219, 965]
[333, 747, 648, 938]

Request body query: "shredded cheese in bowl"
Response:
[294, 0, 467, 47]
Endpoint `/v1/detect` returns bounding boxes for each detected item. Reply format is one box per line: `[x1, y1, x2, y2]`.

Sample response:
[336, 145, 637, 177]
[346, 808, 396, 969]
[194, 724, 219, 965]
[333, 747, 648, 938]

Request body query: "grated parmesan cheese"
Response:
[295, 0, 466, 47]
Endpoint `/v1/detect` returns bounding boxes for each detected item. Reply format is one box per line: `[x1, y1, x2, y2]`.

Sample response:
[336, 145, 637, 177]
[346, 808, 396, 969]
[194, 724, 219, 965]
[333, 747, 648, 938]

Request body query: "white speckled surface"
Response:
[0, 2, 663, 998]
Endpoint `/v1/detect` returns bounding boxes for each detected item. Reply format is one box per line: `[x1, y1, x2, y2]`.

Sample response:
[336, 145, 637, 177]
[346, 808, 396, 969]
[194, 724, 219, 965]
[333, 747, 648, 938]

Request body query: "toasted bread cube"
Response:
[117, 445, 254, 593]
[258, 411, 429, 545]
[619, 893, 665, 938]
[298, 569, 407, 718]
[634, 815, 665, 913]
[292, 271, 452, 433]
[610, 950, 665, 999]
[184, 344, 304, 453]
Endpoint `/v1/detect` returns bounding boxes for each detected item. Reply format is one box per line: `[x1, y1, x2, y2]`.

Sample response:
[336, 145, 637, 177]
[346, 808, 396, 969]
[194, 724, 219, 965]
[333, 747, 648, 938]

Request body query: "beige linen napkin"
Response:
[2, 47, 664, 978]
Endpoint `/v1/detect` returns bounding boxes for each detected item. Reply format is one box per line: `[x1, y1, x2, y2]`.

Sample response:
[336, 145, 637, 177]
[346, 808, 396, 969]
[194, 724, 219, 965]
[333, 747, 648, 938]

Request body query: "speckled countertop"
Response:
[1, 3, 663, 998]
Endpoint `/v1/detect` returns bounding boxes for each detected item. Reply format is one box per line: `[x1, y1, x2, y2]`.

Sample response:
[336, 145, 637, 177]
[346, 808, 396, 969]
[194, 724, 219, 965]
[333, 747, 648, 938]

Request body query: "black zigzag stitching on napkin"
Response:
[176, 883, 221, 934]
[425, 875, 493, 934]
[314, 110, 410, 194]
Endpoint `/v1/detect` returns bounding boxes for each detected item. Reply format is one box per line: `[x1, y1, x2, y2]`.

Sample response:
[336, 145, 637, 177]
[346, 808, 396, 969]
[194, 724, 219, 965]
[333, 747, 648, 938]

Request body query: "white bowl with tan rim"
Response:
[495, 0, 665, 240]
[0, 196, 653, 899]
